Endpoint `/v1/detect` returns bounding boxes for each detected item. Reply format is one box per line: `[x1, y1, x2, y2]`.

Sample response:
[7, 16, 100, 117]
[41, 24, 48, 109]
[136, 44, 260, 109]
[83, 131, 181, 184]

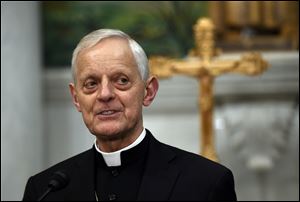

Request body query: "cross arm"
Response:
[149, 56, 204, 78]
[209, 52, 269, 77]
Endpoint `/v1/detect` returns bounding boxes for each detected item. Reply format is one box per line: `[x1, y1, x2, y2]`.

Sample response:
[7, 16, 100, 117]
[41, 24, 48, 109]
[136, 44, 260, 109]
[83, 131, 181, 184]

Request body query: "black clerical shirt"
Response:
[94, 134, 150, 201]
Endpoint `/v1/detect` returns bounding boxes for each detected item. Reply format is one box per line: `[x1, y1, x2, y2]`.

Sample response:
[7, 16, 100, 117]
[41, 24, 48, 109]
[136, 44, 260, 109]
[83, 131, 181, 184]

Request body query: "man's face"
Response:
[70, 37, 149, 140]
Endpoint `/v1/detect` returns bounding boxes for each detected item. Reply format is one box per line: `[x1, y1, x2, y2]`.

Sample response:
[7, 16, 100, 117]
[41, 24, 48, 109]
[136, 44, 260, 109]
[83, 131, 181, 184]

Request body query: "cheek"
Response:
[121, 90, 144, 114]
[78, 96, 95, 117]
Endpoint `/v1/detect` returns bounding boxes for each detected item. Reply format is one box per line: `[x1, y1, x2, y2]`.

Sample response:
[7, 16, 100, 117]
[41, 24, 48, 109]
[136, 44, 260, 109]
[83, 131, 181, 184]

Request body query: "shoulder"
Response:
[147, 131, 236, 200]
[146, 129, 231, 176]
[169, 146, 237, 200]
[163, 141, 231, 175]
[30, 148, 93, 181]
[148, 131, 235, 186]
[23, 148, 93, 201]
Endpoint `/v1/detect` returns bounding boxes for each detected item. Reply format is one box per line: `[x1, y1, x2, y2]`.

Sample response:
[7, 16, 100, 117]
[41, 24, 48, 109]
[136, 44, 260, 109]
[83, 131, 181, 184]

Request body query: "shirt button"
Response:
[111, 169, 119, 177]
[108, 194, 117, 201]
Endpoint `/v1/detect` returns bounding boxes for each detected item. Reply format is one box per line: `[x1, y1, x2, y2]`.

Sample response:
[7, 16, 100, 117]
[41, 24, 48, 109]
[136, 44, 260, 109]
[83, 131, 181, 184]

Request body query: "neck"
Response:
[96, 127, 144, 152]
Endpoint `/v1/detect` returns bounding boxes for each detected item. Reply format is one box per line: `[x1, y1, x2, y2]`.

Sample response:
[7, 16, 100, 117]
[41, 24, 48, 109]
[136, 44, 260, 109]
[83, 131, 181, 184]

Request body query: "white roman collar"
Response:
[94, 128, 146, 167]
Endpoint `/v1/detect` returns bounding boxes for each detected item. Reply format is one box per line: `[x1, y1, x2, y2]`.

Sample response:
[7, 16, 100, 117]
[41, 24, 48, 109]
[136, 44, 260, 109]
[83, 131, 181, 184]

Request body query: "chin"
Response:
[93, 126, 127, 141]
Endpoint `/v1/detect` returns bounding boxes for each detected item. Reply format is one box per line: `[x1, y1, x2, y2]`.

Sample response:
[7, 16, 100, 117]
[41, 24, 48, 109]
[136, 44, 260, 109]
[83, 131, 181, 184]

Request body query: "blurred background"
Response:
[1, 1, 299, 200]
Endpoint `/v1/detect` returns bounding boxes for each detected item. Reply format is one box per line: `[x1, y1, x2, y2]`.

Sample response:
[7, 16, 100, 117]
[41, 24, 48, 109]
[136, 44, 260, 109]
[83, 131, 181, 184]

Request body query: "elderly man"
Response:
[23, 29, 237, 201]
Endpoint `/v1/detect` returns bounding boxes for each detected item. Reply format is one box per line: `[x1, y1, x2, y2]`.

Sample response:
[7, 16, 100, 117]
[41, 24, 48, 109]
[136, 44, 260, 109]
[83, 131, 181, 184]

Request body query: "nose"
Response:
[96, 77, 115, 102]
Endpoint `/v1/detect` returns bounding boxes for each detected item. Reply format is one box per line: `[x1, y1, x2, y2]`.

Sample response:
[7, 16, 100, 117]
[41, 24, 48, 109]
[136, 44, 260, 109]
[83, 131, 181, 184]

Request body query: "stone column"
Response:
[1, 2, 43, 200]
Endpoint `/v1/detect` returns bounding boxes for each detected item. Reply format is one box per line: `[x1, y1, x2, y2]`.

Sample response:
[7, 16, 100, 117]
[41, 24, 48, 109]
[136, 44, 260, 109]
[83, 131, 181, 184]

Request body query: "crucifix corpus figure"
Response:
[149, 17, 269, 162]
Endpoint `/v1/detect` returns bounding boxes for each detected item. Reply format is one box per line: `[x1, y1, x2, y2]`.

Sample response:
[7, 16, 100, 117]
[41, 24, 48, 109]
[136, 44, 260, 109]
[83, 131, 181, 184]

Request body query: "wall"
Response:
[1, 2, 43, 201]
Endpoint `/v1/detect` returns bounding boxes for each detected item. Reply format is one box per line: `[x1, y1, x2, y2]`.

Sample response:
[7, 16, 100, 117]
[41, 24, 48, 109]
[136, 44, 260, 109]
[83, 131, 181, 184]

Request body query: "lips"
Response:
[95, 109, 122, 119]
[98, 110, 118, 115]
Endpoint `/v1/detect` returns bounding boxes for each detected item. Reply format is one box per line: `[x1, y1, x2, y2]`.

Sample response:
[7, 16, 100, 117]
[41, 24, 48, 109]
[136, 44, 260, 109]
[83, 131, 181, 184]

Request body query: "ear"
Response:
[143, 76, 159, 107]
[69, 83, 82, 112]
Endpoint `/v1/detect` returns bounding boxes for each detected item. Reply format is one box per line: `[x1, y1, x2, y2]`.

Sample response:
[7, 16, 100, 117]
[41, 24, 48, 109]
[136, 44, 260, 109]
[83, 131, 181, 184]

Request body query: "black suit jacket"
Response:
[23, 130, 237, 201]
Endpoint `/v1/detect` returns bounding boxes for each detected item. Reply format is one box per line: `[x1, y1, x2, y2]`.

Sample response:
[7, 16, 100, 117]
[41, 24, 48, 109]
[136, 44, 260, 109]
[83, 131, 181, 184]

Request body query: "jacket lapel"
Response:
[138, 132, 180, 201]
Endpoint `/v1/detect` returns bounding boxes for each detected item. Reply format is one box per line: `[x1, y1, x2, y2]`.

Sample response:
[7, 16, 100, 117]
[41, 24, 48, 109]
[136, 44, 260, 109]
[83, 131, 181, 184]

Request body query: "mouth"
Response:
[99, 110, 118, 115]
[95, 109, 122, 120]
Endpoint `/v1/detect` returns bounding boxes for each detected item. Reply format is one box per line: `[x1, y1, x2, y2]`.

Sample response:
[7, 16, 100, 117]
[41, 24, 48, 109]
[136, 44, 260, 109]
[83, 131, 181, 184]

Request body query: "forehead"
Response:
[76, 37, 139, 78]
[78, 37, 136, 64]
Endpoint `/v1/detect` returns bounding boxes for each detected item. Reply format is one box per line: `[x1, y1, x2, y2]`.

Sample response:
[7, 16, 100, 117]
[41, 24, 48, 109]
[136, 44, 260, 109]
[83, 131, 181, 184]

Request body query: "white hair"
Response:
[71, 29, 149, 83]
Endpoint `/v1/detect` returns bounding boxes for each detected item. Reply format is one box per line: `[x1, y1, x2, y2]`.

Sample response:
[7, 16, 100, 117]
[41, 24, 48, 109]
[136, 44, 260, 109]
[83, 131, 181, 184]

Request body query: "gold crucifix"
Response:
[149, 18, 269, 162]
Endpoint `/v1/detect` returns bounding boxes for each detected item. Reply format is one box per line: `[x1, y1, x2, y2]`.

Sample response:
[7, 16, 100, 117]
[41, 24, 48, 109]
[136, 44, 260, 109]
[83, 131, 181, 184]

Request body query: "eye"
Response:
[84, 80, 97, 89]
[117, 77, 129, 85]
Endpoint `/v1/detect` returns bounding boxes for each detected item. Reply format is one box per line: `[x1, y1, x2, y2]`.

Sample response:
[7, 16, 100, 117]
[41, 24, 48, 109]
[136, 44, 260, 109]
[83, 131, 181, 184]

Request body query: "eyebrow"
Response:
[78, 65, 137, 83]
[79, 72, 99, 83]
